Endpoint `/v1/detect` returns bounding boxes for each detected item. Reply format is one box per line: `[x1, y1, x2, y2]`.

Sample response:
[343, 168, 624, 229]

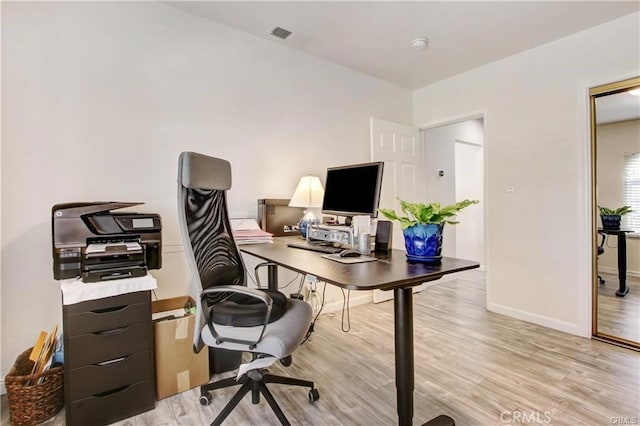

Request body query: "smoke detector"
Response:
[411, 37, 429, 50]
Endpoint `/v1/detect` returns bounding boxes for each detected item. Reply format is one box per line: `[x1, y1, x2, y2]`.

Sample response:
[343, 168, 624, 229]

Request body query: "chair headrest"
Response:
[178, 151, 232, 190]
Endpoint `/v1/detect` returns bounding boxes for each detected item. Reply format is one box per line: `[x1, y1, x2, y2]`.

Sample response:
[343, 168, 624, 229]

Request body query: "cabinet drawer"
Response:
[67, 322, 150, 369]
[68, 351, 151, 401]
[65, 291, 149, 316]
[66, 302, 149, 336]
[68, 380, 154, 426]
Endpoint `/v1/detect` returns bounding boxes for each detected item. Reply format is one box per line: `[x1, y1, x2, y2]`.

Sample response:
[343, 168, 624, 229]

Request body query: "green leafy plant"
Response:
[597, 205, 633, 216]
[379, 199, 479, 230]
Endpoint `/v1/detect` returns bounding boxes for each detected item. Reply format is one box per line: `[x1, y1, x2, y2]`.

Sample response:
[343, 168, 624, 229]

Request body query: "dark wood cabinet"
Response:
[62, 290, 155, 425]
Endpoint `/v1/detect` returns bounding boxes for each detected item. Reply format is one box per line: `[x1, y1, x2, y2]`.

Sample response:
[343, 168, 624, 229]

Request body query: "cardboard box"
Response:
[152, 296, 209, 400]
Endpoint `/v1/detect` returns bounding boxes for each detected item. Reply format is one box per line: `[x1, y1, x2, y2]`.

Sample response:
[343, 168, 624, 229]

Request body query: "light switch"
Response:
[507, 184, 516, 193]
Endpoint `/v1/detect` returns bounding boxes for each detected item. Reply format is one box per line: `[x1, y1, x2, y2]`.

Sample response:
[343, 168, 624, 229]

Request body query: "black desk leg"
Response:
[616, 234, 629, 297]
[266, 263, 279, 291]
[394, 287, 414, 426]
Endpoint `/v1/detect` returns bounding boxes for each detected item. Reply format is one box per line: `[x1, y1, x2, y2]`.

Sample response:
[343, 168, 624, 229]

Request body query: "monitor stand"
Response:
[323, 216, 353, 227]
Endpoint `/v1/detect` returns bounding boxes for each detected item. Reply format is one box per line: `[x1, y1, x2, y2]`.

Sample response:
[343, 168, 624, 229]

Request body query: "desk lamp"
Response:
[289, 175, 324, 238]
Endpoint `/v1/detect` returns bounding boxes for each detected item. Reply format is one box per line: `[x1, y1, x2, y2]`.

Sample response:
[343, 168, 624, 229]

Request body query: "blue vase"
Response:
[600, 214, 621, 230]
[403, 223, 444, 264]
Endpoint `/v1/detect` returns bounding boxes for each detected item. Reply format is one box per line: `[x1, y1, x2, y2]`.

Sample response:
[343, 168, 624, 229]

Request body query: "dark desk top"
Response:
[240, 237, 480, 292]
[598, 228, 634, 235]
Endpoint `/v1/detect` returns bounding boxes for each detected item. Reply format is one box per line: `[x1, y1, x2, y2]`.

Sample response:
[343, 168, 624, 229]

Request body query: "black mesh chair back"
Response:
[183, 186, 245, 290]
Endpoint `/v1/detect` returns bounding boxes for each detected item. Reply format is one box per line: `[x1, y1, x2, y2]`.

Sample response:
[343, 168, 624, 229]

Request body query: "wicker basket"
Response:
[4, 347, 64, 426]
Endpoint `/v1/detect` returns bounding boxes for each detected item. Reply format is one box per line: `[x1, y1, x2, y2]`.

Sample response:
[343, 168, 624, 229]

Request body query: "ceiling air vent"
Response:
[270, 27, 292, 40]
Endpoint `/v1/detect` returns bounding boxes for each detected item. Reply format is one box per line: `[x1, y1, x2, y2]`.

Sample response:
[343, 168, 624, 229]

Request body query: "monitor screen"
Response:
[321, 161, 384, 218]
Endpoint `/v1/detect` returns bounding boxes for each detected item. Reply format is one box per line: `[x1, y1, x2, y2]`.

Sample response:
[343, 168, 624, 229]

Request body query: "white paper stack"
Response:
[85, 241, 142, 254]
[231, 219, 273, 245]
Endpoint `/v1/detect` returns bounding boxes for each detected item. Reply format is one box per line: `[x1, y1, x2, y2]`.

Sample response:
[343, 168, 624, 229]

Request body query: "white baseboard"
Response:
[487, 302, 580, 336]
[321, 292, 373, 314]
[598, 266, 640, 278]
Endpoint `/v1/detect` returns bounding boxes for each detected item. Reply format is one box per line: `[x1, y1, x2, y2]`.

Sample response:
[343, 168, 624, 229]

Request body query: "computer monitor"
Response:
[321, 161, 384, 224]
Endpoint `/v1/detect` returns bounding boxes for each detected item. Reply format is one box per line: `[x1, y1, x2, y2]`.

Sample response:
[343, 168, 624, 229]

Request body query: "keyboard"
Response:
[287, 242, 343, 254]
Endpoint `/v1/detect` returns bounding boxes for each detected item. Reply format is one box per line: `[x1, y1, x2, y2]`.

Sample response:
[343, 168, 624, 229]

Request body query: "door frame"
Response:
[417, 112, 489, 300]
[370, 113, 489, 303]
[418, 112, 487, 249]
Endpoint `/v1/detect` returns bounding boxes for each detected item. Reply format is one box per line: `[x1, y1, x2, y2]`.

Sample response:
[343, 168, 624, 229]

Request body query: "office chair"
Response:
[177, 151, 319, 426]
[597, 230, 607, 286]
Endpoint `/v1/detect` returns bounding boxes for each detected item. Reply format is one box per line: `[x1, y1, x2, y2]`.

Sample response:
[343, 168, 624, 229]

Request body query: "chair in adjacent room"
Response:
[177, 151, 318, 426]
[597, 230, 607, 285]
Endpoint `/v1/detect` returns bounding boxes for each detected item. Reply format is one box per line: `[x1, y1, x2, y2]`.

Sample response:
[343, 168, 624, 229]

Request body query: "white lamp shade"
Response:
[289, 175, 324, 208]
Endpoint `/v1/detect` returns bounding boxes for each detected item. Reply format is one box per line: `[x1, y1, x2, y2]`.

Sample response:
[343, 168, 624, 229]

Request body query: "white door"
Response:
[370, 117, 424, 302]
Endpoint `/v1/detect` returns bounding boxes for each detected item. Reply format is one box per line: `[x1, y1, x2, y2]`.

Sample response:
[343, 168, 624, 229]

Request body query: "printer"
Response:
[52, 202, 162, 283]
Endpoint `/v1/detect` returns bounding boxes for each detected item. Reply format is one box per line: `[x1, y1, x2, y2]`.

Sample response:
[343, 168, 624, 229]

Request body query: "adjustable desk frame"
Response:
[241, 237, 479, 425]
[598, 228, 632, 297]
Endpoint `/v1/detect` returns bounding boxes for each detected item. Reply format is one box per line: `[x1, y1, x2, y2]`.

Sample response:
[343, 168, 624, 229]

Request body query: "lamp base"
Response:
[298, 210, 320, 239]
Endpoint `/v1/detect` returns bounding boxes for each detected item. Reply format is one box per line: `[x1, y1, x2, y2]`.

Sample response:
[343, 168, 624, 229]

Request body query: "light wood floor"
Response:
[597, 271, 640, 343]
[3, 270, 639, 425]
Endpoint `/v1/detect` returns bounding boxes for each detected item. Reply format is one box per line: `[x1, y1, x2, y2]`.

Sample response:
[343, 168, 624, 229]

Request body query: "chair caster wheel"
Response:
[280, 356, 292, 367]
[199, 392, 212, 406]
[308, 388, 320, 402]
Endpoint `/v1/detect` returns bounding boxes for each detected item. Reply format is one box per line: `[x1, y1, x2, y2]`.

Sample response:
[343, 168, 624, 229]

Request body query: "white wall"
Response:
[0, 2, 412, 379]
[413, 12, 640, 336]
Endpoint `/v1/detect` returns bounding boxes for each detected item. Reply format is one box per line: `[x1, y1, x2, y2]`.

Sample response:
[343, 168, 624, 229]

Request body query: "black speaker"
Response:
[375, 220, 393, 253]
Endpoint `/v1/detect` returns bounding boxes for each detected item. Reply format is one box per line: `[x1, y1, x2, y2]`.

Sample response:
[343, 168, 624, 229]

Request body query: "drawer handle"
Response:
[93, 326, 127, 336]
[92, 305, 128, 314]
[94, 384, 131, 398]
[95, 356, 128, 366]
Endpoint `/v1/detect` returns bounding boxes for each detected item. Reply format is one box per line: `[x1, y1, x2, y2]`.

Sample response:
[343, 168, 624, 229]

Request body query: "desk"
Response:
[241, 237, 479, 425]
[599, 228, 633, 297]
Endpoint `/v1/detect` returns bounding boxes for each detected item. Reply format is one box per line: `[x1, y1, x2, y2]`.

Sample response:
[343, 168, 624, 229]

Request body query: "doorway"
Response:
[423, 117, 485, 266]
[370, 116, 486, 303]
[590, 76, 640, 349]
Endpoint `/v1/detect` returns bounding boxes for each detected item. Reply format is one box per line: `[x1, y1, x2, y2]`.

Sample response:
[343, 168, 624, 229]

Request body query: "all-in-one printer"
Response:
[52, 202, 162, 282]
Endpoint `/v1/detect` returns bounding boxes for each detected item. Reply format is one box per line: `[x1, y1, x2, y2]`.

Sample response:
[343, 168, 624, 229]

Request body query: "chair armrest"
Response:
[201, 285, 272, 302]
[597, 230, 607, 248]
[254, 262, 277, 288]
[200, 285, 273, 348]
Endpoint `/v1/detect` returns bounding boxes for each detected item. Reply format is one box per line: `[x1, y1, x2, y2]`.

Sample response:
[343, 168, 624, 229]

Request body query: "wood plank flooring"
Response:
[3, 270, 639, 425]
[597, 271, 640, 343]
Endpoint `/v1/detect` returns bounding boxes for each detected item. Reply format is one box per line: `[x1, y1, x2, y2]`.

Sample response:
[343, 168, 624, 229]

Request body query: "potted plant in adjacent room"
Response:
[597, 205, 632, 230]
[379, 199, 479, 264]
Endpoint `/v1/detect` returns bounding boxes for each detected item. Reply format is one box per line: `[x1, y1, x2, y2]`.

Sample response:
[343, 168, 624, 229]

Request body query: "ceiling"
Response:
[165, 1, 640, 123]
[166, 1, 639, 90]
[596, 90, 640, 125]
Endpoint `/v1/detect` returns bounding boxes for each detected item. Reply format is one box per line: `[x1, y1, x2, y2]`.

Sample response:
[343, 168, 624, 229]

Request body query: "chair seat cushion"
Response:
[201, 299, 313, 367]
[212, 289, 288, 327]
